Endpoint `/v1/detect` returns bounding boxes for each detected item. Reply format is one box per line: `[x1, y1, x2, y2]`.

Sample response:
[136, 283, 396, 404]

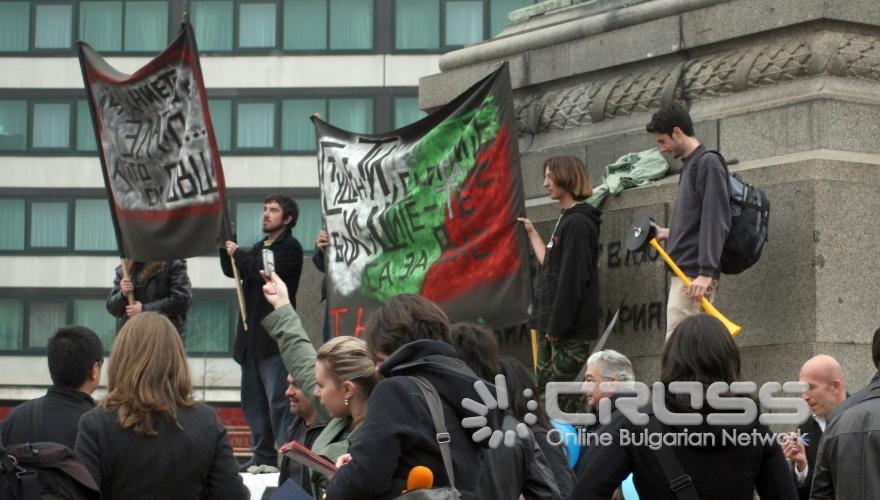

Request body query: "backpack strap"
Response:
[409, 376, 456, 490]
[647, 418, 701, 500]
[689, 149, 731, 194]
[30, 397, 45, 441]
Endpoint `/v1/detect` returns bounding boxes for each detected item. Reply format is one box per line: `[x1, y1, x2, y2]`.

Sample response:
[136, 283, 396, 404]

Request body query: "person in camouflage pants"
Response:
[519, 155, 601, 414]
[537, 336, 590, 413]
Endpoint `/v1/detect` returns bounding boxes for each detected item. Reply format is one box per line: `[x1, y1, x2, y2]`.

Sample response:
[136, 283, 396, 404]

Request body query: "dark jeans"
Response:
[241, 353, 293, 465]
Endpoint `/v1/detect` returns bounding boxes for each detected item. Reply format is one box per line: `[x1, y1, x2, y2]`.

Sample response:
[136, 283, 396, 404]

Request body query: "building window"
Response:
[0, 100, 28, 152]
[328, 98, 373, 134]
[125, 1, 169, 51]
[239, 2, 277, 49]
[329, 0, 372, 50]
[74, 200, 117, 251]
[27, 302, 68, 349]
[35, 3, 73, 49]
[187, 297, 233, 353]
[79, 1, 123, 51]
[395, 0, 439, 50]
[0, 292, 243, 355]
[192, 0, 234, 51]
[210, 99, 233, 151]
[394, 97, 425, 129]
[282, 99, 325, 152]
[0, 199, 26, 251]
[80, 0, 168, 52]
[236, 102, 276, 149]
[445, 1, 483, 47]
[394, 0, 535, 50]
[30, 201, 69, 249]
[73, 299, 117, 349]
[282, 0, 373, 51]
[0, 1, 29, 52]
[76, 100, 98, 151]
[32, 103, 71, 150]
[283, 0, 326, 50]
[0, 299, 24, 351]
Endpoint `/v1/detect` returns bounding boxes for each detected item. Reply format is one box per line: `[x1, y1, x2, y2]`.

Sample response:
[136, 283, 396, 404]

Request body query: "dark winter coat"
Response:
[0, 386, 95, 450]
[326, 340, 503, 500]
[533, 203, 602, 340]
[107, 260, 192, 334]
[811, 374, 880, 500]
[476, 415, 562, 500]
[75, 403, 248, 499]
[220, 228, 303, 363]
[571, 401, 798, 500]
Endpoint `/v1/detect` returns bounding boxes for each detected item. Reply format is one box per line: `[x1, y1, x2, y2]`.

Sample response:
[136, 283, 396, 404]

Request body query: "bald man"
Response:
[783, 355, 847, 500]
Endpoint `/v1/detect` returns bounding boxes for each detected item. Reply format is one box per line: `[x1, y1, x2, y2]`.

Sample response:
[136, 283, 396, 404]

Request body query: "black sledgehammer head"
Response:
[625, 214, 656, 252]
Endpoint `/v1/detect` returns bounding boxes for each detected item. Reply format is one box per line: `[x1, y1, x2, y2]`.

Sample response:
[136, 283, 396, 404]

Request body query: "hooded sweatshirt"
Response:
[533, 202, 602, 340]
[326, 340, 502, 500]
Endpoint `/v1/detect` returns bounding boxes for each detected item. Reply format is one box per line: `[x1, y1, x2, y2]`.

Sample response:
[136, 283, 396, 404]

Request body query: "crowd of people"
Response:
[2, 102, 879, 500]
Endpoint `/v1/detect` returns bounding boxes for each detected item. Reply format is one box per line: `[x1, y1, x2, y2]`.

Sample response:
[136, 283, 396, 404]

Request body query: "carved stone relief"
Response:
[515, 31, 880, 135]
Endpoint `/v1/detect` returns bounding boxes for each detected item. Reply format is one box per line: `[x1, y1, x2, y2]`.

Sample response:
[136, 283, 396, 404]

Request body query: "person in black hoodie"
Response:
[518, 155, 601, 392]
[326, 295, 502, 500]
[571, 314, 798, 500]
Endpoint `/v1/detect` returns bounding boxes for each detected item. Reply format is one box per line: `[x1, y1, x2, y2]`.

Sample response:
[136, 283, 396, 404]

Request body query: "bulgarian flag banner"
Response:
[313, 64, 531, 337]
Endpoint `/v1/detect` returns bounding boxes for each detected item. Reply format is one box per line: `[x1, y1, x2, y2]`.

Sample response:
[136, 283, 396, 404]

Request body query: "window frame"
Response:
[31, 0, 76, 54]
[391, 0, 535, 53]
[0, 193, 119, 256]
[0, 289, 239, 356]
[29, 100, 75, 152]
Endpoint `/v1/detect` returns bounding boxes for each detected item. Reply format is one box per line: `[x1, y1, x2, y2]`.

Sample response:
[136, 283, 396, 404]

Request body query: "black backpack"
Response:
[695, 150, 770, 275]
[0, 443, 100, 500]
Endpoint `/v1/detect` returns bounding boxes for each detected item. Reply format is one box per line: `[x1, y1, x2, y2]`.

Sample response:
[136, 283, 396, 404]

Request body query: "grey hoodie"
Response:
[667, 145, 731, 279]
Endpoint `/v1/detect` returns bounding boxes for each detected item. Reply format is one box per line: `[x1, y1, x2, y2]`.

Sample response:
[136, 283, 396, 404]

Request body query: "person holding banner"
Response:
[106, 260, 191, 336]
[219, 194, 304, 469]
[518, 156, 602, 395]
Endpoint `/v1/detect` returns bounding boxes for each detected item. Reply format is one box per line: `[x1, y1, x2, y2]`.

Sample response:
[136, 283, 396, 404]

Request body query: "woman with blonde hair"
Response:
[75, 312, 248, 499]
[260, 272, 377, 497]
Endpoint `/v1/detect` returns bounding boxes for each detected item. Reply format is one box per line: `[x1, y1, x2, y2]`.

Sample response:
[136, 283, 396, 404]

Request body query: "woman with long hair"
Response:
[75, 312, 247, 499]
[571, 314, 798, 499]
[517, 156, 601, 399]
[260, 272, 377, 497]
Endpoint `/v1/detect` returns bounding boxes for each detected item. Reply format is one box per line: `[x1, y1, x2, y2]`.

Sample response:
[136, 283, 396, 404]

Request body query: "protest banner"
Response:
[314, 64, 530, 336]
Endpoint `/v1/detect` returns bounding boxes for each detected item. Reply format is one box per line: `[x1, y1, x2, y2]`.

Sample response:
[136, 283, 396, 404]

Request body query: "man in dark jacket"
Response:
[327, 294, 504, 500]
[810, 328, 880, 499]
[106, 259, 191, 335]
[646, 102, 731, 338]
[278, 373, 327, 490]
[1, 326, 102, 449]
[220, 193, 304, 468]
[782, 355, 847, 500]
[574, 349, 636, 478]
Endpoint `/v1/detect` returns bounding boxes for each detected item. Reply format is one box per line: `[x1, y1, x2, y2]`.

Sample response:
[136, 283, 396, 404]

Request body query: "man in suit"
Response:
[783, 354, 847, 499]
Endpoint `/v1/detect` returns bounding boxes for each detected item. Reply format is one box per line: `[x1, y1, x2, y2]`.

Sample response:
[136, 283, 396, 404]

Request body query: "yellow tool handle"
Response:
[648, 239, 741, 336]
